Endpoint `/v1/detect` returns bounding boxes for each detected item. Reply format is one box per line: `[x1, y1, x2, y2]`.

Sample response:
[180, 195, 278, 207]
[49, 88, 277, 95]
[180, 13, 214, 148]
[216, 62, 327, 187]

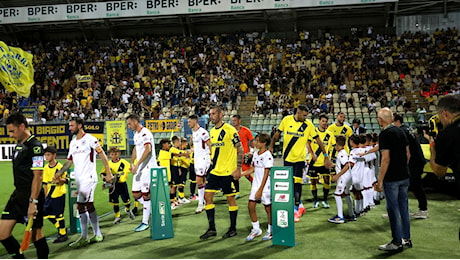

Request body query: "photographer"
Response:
[424, 94, 460, 239]
[424, 94, 460, 189]
[394, 114, 428, 219]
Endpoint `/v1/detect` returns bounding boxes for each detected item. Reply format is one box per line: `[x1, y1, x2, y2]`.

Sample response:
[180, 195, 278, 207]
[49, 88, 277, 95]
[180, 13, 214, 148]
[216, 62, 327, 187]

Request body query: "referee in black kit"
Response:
[0, 112, 49, 258]
[424, 94, 460, 239]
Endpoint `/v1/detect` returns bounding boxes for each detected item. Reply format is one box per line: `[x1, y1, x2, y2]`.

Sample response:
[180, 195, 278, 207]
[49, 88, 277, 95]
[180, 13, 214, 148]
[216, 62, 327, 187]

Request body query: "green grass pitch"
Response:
[0, 159, 459, 258]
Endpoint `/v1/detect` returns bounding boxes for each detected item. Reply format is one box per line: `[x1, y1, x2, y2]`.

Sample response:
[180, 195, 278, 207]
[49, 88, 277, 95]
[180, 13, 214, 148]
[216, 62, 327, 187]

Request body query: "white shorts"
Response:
[132, 167, 152, 194]
[362, 168, 376, 189]
[351, 170, 364, 191]
[248, 180, 271, 205]
[334, 171, 352, 196]
[76, 180, 97, 203]
[194, 159, 210, 177]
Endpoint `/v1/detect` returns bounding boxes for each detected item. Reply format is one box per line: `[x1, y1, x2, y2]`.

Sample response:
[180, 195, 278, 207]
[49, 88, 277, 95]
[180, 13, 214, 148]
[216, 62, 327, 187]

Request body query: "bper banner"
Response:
[0, 0, 398, 25]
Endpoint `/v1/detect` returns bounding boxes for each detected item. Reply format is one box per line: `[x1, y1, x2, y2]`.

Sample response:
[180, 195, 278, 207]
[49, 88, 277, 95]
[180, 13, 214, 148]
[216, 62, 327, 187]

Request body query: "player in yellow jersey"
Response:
[169, 136, 190, 209]
[327, 111, 353, 154]
[307, 114, 336, 209]
[157, 138, 172, 184]
[43, 146, 68, 243]
[178, 137, 192, 204]
[269, 105, 333, 222]
[100, 147, 135, 225]
[200, 106, 244, 240]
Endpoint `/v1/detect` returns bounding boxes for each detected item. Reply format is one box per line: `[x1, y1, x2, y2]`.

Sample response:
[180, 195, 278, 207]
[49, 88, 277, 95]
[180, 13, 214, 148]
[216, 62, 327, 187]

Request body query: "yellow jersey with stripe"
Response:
[327, 123, 353, 152]
[210, 123, 240, 176]
[278, 115, 318, 163]
[43, 162, 67, 198]
[180, 155, 191, 168]
[158, 149, 172, 181]
[309, 128, 336, 167]
[100, 158, 130, 183]
[170, 147, 182, 167]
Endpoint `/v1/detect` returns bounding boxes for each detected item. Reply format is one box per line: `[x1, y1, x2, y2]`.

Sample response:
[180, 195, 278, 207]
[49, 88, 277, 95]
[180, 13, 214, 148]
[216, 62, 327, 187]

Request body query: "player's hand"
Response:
[325, 158, 333, 169]
[28, 203, 37, 220]
[311, 154, 318, 162]
[131, 164, 139, 175]
[374, 182, 383, 192]
[423, 130, 434, 143]
[255, 190, 262, 200]
[332, 174, 339, 183]
[232, 168, 242, 180]
[105, 174, 113, 183]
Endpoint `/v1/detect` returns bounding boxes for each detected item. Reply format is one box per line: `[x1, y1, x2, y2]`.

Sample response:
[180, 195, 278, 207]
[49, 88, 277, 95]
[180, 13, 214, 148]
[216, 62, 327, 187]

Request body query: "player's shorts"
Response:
[194, 158, 210, 177]
[351, 170, 364, 191]
[77, 180, 97, 203]
[334, 171, 352, 197]
[362, 168, 376, 190]
[109, 182, 130, 204]
[249, 183, 271, 205]
[43, 194, 66, 218]
[179, 167, 188, 184]
[308, 165, 330, 179]
[205, 174, 237, 196]
[132, 167, 151, 194]
[284, 161, 305, 184]
[170, 166, 181, 186]
[2, 188, 45, 229]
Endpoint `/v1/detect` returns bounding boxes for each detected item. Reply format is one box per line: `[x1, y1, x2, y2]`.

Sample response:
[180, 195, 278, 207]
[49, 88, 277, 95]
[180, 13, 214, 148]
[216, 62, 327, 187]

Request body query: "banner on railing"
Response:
[106, 120, 127, 151]
[145, 119, 179, 133]
[0, 124, 69, 152]
[84, 121, 104, 146]
[0, 0, 398, 25]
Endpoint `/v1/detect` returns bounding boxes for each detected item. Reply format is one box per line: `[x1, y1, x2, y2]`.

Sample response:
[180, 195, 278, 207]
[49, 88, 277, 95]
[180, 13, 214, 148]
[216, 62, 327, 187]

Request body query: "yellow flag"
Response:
[0, 41, 34, 97]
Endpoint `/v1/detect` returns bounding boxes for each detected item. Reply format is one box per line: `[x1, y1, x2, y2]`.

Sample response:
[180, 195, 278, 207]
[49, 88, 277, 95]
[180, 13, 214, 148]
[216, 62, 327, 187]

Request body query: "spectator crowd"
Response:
[0, 27, 460, 122]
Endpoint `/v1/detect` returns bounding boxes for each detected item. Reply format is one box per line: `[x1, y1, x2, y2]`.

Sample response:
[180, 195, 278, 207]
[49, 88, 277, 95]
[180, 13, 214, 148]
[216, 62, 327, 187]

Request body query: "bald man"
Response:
[375, 108, 411, 251]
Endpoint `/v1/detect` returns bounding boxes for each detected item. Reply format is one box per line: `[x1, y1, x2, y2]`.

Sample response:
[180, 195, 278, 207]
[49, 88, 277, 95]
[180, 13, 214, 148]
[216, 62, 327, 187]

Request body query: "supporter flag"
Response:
[0, 41, 34, 97]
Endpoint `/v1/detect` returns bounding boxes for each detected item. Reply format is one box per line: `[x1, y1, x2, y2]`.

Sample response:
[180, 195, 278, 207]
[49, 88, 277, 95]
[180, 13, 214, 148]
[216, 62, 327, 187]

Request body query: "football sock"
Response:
[142, 198, 151, 224]
[89, 211, 102, 236]
[198, 184, 205, 205]
[134, 199, 140, 208]
[0, 236, 23, 259]
[205, 204, 216, 230]
[335, 195, 343, 218]
[114, 205, 120, 218]
[323, 188, 330, 201]
[294, 183, 302, 207]
[56, 217, 66, 235]
[267, 224, 272, 233]
[190, 182, 196, 196]
[311, 186, 318, 201]
[80, 211, 89, 239]
[252, 221, 260, 231]
[346, 195, 354, 216]
[229, 206, 238, 230]
[33, 237, 49, 259]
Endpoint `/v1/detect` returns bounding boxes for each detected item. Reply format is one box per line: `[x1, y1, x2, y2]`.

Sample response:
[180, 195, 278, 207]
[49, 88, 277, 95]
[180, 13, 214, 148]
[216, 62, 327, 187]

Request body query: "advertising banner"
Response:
[271, 166, 295, 247]
[151, 167, 174, 240]
[0, 124, 69, 152]
[106, 120, 127, 150]
[0, 0, 398, 25]
[145, 119, 178, 133]
[84, 121, 104, 146]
